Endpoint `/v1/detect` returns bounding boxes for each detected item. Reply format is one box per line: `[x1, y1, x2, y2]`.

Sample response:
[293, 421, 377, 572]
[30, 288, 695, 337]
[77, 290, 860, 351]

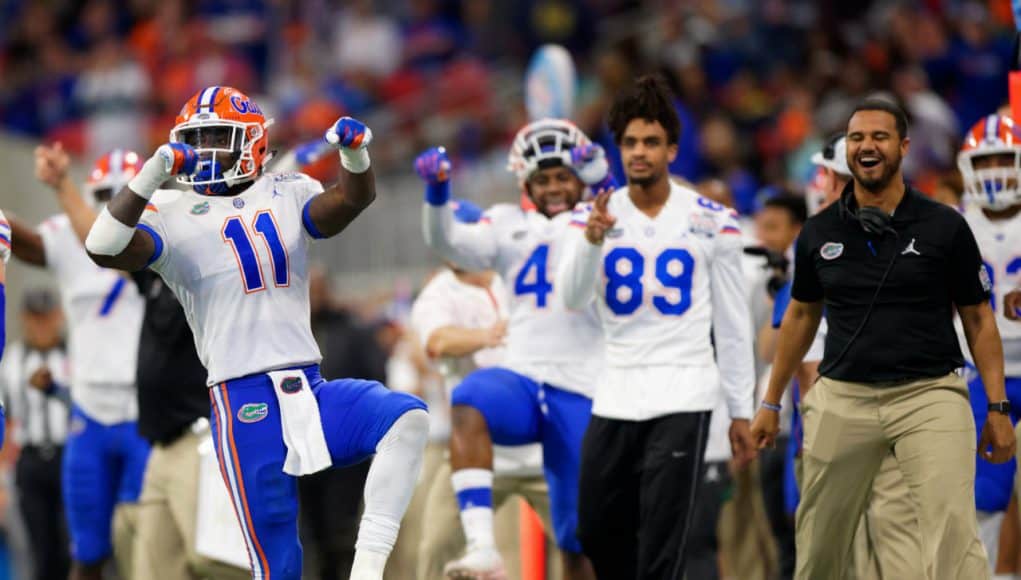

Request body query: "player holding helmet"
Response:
[83, 86, 429, 580]
[415, 118, 614, 579]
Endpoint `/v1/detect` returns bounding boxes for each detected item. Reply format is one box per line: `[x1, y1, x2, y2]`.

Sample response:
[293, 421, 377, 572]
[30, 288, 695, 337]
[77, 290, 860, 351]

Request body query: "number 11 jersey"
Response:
[140, 172, 324, 386]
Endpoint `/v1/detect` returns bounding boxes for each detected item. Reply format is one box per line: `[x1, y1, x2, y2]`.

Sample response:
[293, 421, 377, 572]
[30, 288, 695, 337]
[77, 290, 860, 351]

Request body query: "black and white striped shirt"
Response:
[1, 342, 70, 448]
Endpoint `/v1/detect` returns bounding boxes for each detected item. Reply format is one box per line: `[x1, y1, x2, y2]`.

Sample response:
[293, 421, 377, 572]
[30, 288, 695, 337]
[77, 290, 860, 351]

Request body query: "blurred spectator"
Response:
[700, 114, 759, 215]
[401, 0, 466, 72]
[73, 36, 150, 159]
[1, 289, 71, 580]
[333, 0, 402, 81]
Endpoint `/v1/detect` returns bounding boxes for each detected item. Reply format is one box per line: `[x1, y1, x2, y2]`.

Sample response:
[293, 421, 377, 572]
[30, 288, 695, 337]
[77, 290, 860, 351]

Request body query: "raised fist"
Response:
[414, 147, 452, 185]
[326, 117, 373, 150]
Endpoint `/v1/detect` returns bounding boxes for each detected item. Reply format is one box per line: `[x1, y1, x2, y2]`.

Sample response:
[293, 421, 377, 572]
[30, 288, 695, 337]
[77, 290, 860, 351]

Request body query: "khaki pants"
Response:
[133, 428, 249, 580]
[417, 460, 560, 580]
[797, 373, 988, 580]
[847, 451, 921, 579]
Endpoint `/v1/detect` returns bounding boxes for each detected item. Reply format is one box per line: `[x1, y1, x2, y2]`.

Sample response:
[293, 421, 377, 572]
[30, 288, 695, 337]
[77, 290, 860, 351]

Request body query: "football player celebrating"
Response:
[83, 86, 429, 580]
[7, 144, 149, 580]
[416, 118, 613, 579]
[556, 75, 757, 579]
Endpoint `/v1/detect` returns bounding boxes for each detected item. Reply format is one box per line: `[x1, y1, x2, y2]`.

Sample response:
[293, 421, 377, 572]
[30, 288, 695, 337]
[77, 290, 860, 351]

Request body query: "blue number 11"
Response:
[222, 211, 290, 293]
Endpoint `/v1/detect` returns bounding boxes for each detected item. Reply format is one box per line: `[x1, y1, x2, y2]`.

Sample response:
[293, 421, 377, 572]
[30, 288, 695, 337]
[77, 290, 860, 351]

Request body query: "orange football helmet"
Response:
[86, 149, 144, 209]
[170, 86, 271, 194]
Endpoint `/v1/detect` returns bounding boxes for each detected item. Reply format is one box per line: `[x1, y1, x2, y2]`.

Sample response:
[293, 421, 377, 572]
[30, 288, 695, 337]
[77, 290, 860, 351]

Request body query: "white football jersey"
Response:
[140, 173, 324, 386]
[557, 182, 755, 421]
[422, 202, 603, 397]
[39, 215, 144, 424]
[963, 205, 1021, 376]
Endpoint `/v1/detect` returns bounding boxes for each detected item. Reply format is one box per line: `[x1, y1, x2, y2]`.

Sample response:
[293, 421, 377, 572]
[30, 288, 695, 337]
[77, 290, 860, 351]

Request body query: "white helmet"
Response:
[957, 114, 1021, 211]
[507, 118, 589, 183]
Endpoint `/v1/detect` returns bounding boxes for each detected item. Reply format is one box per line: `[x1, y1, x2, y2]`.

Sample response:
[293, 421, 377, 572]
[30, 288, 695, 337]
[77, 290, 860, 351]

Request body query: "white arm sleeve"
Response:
[710, 220, 756, 420]
[556, 224, 602, 311]
[421, 203, 498, 271]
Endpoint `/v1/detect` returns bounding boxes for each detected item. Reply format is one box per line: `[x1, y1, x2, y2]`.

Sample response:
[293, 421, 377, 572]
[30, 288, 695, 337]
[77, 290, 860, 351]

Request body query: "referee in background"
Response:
[751, 98, 1014, 579]
[2, 289, 70, 580]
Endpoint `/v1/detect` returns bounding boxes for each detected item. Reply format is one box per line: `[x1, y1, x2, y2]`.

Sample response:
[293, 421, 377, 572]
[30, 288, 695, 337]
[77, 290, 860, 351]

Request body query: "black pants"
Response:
[759, 435, 795, 579]
[16, 445, 69, 580]
[578, 411, 711, 580]
[684, 460, 731, 580]
[298, 460, 371, 580]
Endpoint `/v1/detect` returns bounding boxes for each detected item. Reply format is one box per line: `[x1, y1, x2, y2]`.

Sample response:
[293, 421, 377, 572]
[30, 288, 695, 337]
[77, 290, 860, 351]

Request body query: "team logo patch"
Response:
[237, 403, 269, 423]
[606, 228, 623, 239]
[280, 376, 303, 394]
[191, 202, 210, 215]
[980, 265, 993, 292]
[233, 198, 245, 209]
[512, 230, 528, 240]
[820, 242, 844, 260]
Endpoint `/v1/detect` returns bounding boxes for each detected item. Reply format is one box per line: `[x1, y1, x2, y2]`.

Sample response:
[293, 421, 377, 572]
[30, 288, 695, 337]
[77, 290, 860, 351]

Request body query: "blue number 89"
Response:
[604, 247, 694, 316]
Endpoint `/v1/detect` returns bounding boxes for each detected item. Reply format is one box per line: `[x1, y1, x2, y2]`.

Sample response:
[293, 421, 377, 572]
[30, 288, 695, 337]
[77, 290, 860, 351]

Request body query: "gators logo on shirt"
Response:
[237, 403, 269, 423]
[281, 377, 303, 394]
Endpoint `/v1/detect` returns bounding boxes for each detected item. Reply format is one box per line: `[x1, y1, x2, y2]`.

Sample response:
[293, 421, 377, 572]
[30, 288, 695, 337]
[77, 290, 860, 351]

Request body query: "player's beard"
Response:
[628, 167, 665, 189]
[852, 151, 901, 193]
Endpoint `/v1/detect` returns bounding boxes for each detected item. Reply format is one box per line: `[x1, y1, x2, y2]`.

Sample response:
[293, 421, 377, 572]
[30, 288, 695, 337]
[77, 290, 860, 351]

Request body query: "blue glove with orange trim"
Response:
[0, 208, 10, 264]
[570, 143, 617, 194]
[326, 117, 373, 173]
[129, 143, 198, 200]
[414, 147, 452, 206]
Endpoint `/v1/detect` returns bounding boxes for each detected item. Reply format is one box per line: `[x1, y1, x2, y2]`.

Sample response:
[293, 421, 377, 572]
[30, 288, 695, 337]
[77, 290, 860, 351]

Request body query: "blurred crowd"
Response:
[0, 0, 1016, 203]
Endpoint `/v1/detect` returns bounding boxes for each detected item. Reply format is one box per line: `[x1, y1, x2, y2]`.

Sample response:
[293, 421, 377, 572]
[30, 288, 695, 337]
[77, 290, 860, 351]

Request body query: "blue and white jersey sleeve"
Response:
[284, 173, 326, 241]
[555, 203, 601, 311]
[421, 203, 498, 272]
[709, 212, 755, 419]
[137, 193, 173, 272]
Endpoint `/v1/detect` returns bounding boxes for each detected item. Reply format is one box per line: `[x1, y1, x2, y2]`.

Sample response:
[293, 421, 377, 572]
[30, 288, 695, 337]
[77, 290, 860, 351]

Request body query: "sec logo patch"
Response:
[820, 242, 844, 261]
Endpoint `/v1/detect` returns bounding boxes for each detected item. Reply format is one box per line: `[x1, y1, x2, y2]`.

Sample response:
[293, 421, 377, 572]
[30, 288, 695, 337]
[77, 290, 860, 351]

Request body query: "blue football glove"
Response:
[570, 143, 617, 193]
[0, 208, 11, 264]
[158, 143, 199, 176]
[293, 139, 334, 167]
[414, 147, 451, 184]
[325, 117, 373, 150]
[415, 147, 452, 205]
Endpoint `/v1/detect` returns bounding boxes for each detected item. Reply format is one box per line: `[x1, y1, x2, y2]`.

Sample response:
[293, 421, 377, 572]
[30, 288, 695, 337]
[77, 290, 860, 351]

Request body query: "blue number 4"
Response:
[604, 247, 694, 316]
[223, 211, 289, 293]
[515, 244, 553, 307]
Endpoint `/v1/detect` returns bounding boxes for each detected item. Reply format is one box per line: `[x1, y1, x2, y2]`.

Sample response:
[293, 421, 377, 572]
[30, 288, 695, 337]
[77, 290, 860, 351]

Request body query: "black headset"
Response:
[837, 187, 898, 238]
[821, 188, 901, 375]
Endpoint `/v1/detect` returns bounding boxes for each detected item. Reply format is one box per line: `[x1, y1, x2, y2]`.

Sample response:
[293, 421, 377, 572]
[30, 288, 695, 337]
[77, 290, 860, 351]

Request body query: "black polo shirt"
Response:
[132, 271, 210, 445]
[791, 183, 990, 383]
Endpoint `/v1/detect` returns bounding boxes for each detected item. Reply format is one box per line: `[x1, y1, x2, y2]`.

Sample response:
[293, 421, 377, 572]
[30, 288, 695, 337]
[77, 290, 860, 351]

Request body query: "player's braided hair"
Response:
[608, 74, 681, 145]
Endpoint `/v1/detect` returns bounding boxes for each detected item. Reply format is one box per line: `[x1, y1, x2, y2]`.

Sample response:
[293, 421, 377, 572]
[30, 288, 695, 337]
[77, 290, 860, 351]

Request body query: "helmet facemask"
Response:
[958, 148, 1021, 211]
[171, 119, 265, 195]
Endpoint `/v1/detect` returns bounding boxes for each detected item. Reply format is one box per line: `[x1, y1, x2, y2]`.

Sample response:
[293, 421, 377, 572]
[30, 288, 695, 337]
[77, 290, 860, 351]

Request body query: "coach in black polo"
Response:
[750, 98, 1015, 579]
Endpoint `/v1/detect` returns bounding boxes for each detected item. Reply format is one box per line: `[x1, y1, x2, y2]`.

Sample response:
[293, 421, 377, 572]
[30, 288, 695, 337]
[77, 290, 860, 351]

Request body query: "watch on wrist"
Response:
[988, 400, 1011, 415]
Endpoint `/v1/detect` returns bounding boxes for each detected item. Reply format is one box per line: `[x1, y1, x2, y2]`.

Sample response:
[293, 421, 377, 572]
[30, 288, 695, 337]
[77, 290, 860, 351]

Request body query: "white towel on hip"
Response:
[267, 370, 332, 475]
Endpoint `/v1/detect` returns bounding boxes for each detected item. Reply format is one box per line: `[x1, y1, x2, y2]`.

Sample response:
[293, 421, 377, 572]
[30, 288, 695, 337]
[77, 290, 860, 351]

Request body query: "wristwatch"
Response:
[988, 401, 1012, 415]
